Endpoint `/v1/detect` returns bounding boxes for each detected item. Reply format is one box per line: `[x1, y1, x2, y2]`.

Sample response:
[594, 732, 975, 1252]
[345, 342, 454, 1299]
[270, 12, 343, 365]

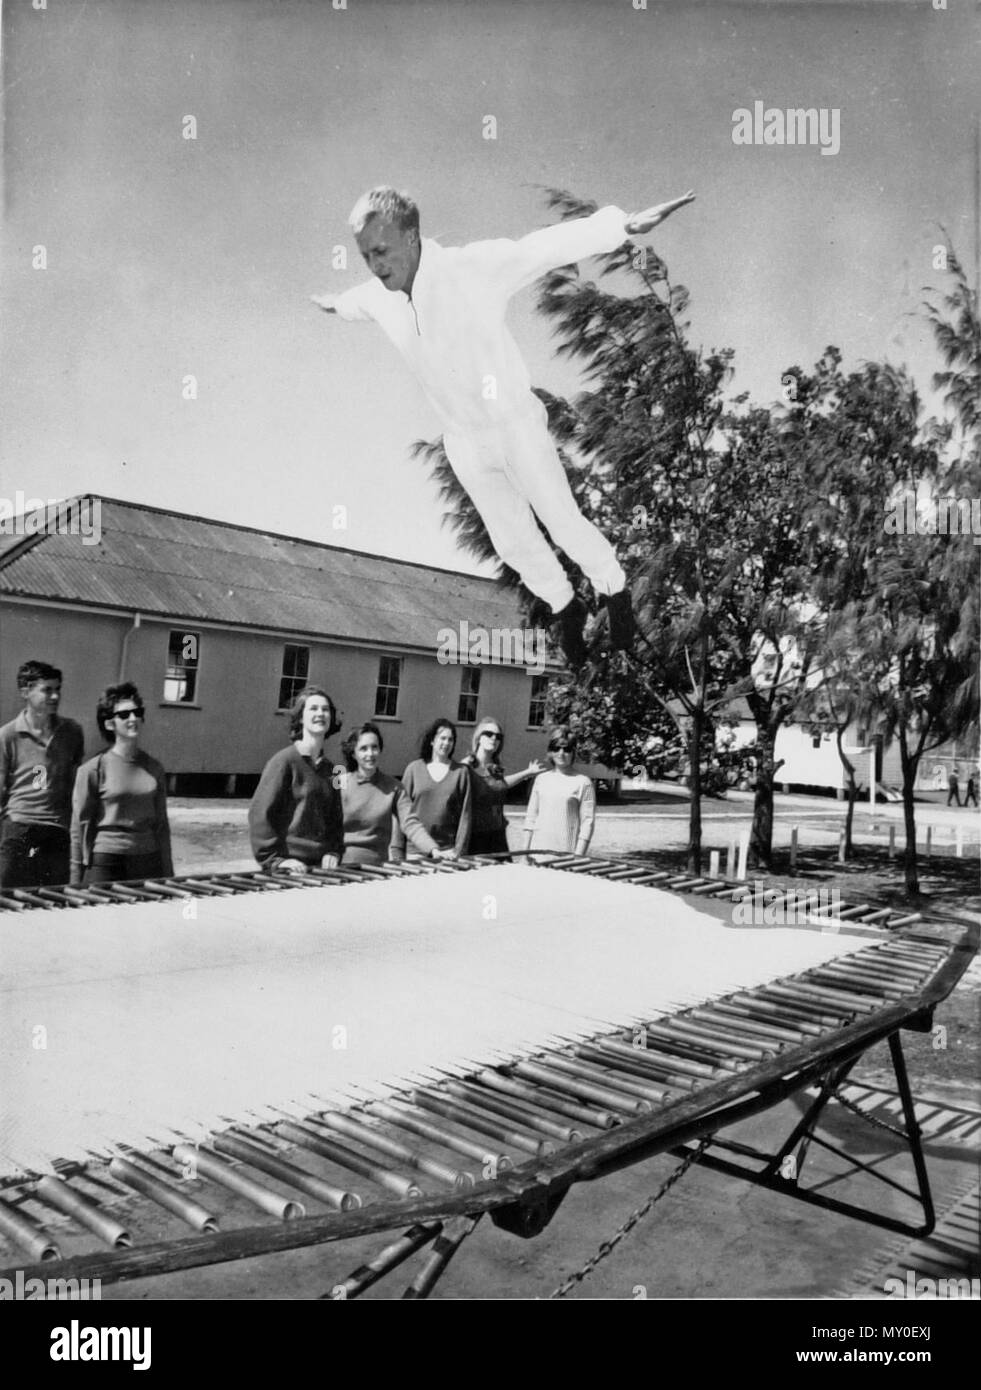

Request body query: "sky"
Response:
[1, 0, 977, 576]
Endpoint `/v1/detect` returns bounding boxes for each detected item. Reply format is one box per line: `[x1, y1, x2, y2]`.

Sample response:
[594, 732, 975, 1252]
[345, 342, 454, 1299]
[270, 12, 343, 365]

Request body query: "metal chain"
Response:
[547, 1135, 714, 1299]
[832, 1089, 913, 1142]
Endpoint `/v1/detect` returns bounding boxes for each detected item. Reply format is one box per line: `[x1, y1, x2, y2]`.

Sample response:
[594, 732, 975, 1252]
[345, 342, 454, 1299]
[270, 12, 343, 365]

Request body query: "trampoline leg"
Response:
[402, 1216, 482, 1300]
[321, 1222, 442, 1300]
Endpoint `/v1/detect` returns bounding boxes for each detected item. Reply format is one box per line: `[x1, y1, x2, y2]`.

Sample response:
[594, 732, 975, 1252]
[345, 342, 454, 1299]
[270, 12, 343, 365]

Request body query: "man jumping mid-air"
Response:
[312, 186, 695, 668]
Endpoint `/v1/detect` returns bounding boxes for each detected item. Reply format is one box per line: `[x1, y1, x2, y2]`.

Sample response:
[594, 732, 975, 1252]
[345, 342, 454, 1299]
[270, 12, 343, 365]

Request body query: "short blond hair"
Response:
[348, 186, 420, 237]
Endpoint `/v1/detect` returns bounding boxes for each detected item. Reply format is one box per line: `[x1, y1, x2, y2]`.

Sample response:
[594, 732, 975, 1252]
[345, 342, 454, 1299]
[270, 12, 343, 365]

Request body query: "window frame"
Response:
[278, 643, 311, 711]
[528, 674, 550, 729]
[162, 628, 201, 706]
[457, 667, 481, 725]
[374, 654, 403, 720]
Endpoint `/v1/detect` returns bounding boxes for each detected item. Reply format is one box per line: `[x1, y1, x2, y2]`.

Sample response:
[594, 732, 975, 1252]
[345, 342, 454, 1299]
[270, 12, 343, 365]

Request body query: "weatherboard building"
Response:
[0, 496, 564, 793]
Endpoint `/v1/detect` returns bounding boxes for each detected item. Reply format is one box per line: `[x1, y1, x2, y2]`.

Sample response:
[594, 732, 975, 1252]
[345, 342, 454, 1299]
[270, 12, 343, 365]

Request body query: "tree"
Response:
[922, 244, 981, 738]
[792, 356, 971, 894]
[416, 191, 834, 872]
[783, 353, 928, 860]
[535, 191, 847, 870]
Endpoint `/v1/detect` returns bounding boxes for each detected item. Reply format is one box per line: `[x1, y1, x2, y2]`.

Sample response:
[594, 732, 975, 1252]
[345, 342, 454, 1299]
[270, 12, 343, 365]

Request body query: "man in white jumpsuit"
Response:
[313, 186, 694, 667]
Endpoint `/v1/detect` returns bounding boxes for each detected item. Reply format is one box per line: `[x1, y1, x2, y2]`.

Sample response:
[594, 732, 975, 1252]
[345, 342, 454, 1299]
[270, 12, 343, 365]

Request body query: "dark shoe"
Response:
[553, 596, 588, 670]
[604, 589, 636, 651]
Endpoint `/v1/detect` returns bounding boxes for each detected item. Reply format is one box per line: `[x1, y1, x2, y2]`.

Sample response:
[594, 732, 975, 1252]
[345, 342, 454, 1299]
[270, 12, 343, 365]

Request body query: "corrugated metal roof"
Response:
[0, 496, 546, 655]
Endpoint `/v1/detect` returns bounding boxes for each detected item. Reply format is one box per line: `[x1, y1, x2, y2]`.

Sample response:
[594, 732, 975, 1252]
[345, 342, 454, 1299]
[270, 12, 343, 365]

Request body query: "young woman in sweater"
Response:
[460, 716, 546, 857]
[339, 722, 453, 865]
[249, 687, 344, 874]
[394, 718, 472, 859]
[70, 682, 173, 885]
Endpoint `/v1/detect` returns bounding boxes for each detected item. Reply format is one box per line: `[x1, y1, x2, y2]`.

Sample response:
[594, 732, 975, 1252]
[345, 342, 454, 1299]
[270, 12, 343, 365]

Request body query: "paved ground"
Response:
[93, 789, 979, 1304]
[108, 1078, 979, 1304]
[166, 782, 981, 876]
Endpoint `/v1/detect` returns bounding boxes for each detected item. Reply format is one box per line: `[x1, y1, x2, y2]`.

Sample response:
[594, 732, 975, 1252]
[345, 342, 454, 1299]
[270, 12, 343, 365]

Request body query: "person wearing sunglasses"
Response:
[70, 682, 173, 886]
[461, 717, 546, 858]
[522, 727, 596, 856]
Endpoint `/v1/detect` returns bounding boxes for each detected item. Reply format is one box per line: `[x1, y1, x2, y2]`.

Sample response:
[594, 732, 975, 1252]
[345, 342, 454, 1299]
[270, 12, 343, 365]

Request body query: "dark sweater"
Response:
[249, 745, 344, 870]
[463, 759, 510, 854]
[393, 759, 472, 855]
[341, 769, 438, 865]
[70, 748, 173, 884]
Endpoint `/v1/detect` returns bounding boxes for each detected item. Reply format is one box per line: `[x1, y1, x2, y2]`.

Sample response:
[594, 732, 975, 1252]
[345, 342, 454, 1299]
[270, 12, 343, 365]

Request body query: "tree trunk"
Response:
[687, 702, 703, 874]
[835, 727, 857, 858]
[749, 722, 780, 871]
[898, 729, 920, 896]
[843, 778, 858, 858]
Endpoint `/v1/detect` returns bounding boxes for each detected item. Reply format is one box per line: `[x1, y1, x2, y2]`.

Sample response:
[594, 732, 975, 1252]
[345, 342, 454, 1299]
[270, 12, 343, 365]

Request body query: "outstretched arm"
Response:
[624, 191, 695, 236]
[476, 193, 696, 297]
[309, 283, 376, 322]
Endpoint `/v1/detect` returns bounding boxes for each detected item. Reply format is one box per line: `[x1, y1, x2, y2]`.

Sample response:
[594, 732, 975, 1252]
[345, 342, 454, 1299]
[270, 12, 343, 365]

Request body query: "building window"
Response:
[278, 644, 310, 710]
[163, 630, 200, 703]
[374, 656, 402, 718]
[812, 735, 822, 749]
[528, 675, 550, 728]
[458, 668, 481, 724]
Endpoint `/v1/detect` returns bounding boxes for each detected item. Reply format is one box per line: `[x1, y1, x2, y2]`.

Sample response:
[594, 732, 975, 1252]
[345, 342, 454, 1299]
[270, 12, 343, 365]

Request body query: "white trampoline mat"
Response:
[0, 865, 874, 1176]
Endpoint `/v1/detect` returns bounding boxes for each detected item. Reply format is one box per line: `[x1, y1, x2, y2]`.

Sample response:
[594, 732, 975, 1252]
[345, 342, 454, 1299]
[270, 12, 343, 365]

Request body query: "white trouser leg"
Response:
[499, 403, 626, 597]
[443, 430, 576, 612]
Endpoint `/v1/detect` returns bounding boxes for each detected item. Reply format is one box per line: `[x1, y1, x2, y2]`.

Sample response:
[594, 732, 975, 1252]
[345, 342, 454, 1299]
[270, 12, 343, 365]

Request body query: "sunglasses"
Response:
[481, 731, 502, 740]
[113, 708, 145, 721]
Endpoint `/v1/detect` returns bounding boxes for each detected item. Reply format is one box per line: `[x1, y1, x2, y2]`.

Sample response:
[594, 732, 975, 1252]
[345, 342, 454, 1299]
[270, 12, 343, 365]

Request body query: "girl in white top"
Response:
[523, 727, 596, 856]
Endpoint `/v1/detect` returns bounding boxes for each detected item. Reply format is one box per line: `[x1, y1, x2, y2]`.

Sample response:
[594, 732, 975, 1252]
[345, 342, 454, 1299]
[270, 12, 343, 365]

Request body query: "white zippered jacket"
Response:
[333, 206, 630, 434]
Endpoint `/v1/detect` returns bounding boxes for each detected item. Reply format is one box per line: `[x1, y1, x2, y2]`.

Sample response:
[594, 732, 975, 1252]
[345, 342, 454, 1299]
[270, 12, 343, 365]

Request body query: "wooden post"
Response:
[736, 831, 749, 882]
[837, 829, 846, 864]
[925, 825, 932, 859]
[789, 826, 798, 872]
[709, 850, 720, 879]
[726, 838, 736, 878]
[956, 826, 964, 858]
[888, 824, 896, 859]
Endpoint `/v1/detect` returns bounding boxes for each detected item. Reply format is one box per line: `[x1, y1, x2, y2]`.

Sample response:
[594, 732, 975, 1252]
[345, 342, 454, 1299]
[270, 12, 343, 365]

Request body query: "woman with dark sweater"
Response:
[340, 722, 452, 866]
[393, 718, 472, 859]
[70, 682, 173, 885]
[249, 687, 344, 873]
[461, 716, 546, 857]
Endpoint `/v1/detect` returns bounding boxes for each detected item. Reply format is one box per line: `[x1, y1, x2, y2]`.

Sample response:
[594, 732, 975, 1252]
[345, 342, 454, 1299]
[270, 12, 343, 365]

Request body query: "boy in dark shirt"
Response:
[0, 659, 84, 889]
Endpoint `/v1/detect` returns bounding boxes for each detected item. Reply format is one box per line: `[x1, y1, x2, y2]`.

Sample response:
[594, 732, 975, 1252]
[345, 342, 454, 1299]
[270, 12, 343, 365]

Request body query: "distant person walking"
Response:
[0, 659, 84, 890]
[946, 766, 961, 807]
[964, 770, 978, 809]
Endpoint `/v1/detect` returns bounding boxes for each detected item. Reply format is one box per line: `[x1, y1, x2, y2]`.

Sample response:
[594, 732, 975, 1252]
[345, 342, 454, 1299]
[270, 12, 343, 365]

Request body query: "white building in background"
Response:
[722, 698, 977, 799]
